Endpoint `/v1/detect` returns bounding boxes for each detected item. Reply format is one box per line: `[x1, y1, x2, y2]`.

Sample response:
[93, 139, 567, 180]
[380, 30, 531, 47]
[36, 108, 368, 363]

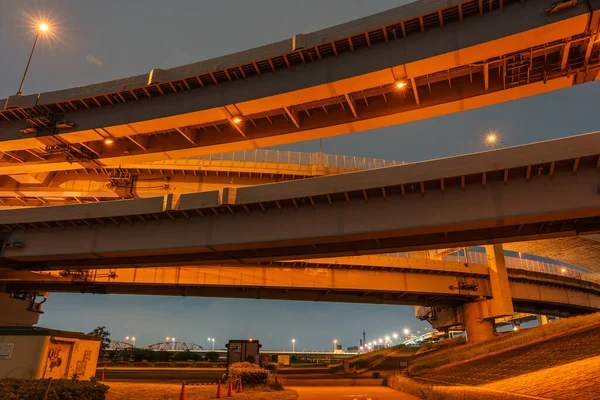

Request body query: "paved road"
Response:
[291, 386, 418, 400]
[95, 367, 223, 382]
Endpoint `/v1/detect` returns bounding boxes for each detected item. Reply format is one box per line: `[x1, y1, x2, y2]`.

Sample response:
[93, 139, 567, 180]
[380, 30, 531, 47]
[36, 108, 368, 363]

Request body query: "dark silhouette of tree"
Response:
[88, 326, 111, 357]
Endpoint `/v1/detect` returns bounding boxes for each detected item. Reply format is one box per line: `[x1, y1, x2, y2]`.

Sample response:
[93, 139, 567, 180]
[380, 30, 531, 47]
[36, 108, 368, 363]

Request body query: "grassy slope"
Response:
[410, 312, 600, 374]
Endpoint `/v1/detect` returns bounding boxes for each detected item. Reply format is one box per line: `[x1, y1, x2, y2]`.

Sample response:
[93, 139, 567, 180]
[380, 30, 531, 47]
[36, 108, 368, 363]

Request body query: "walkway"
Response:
[292, 386, 417, 400]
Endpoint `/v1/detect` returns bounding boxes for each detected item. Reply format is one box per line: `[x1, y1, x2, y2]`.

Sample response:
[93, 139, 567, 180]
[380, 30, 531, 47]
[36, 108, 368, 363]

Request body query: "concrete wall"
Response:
[0, 332, 100, 380]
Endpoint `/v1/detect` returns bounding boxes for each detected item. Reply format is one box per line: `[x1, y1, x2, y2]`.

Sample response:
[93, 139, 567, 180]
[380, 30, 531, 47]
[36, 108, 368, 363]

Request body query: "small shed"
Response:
[0, 326, 101, 380]
[225, 339, 262, 366]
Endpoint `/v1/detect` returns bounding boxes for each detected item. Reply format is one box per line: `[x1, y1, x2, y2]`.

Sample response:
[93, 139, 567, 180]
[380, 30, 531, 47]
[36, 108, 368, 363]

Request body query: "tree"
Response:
[205, 351, 219, 362]
[88, 326, 111, 357]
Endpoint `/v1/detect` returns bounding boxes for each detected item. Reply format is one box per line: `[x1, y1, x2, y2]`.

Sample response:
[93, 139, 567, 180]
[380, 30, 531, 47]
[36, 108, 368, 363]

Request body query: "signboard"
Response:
[0, 343, 14, 360]
[230, 345, 241, 352]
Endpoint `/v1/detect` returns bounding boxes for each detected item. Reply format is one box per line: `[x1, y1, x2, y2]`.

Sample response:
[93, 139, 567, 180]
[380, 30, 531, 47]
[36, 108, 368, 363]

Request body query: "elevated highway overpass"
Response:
[0, 150, 399, 208]
[2, 252, 599, 317]
[0, 0, 599, 175]
[0, 132, 598, 270]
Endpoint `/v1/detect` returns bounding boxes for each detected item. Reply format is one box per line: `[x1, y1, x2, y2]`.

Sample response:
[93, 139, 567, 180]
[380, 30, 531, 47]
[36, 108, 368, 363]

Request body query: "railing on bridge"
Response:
[386, 251, 599, 284]
[193, 150, 403, 170]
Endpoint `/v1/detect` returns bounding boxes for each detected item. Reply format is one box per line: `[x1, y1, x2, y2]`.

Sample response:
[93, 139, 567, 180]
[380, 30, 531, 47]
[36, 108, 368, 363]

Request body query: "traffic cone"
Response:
[178, 381, 186, 400]
[227, 380, 233, 397]
[236, 379, 243, 393]
[216, 380, 222, 398]
[100, 365, 106, 381]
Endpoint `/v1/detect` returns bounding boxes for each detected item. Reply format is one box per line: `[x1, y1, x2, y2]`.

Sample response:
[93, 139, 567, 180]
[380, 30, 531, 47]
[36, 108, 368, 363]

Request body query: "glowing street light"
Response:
[392, 333, 399, 340]
[485, 132, 500, 149]
[396, 81, 407, 89]
[403, 329, 410, 336]
[291, 338, 296, 353]
[17, 22, 52, 96]
[378, 338, 383, 344]
[125, 336, 136, 347]
[207, 337, 215, 351]
[104, 138, 114, 145]
[232, 116, 242, 124]
[385, 335, 390, 343]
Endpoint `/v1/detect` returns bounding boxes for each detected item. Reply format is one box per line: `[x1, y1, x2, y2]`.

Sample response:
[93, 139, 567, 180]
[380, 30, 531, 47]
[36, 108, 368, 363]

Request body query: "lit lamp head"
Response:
[39, 23, 49, 32]
[486, 134, 497, 144]
[396, 81, 407, 89]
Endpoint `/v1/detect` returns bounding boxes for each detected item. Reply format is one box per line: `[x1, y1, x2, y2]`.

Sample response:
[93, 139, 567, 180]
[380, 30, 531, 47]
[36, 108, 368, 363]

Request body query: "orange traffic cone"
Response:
[227, 380, 233, 397]
[179, 381, 186, 400]
[100, 365, 106, 381]
[236, 379, 243, 393]
[216, 380, 222, 398]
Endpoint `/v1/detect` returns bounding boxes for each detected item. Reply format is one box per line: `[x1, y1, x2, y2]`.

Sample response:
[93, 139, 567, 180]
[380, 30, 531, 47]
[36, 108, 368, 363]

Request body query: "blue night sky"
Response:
[1, 0, 598, 350]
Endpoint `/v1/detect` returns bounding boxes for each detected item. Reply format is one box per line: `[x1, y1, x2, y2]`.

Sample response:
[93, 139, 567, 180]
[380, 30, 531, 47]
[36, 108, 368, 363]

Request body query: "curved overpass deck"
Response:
[0, 150, 400, 208]
[1, 255, 598, 316]
[0, 0, 598, 174]
[0, 133, 598, 270]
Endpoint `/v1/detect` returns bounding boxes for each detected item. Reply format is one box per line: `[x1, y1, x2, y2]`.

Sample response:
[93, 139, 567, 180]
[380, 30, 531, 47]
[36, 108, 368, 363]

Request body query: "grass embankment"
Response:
[386, 374, 518, 400]
[105, 382, 298, 400]
[410, 312, 600, 375]
[328, 344, 404, 373]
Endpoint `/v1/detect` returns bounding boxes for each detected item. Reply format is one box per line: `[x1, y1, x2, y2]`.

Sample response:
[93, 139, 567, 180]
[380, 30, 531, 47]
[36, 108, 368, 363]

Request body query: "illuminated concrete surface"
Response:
[0, 133, 598, 270]
[505, 235, 600, 273]
[0, 0, 599, 174]
[1, 254, 599, 315]
[0, 150, 400, 208]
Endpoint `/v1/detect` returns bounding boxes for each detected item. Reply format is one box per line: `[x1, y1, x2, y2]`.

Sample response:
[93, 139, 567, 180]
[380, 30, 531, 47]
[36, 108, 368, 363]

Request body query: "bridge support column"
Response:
[463, 301, 495, 344]
[537, 315, 548, 326]
[0, 293, 44, 326]
[484, 244, 514, 317]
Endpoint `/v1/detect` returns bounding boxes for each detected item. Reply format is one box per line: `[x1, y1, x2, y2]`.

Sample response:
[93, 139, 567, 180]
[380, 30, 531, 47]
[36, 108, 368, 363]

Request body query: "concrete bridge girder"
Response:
[2, 160, 598, 268]
[0, 1, 598, 174]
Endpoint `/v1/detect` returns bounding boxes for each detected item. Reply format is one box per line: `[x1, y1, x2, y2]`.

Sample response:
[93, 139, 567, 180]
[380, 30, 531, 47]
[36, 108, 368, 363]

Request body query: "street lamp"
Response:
[208, 338, 215, 351]
[403, 329, 410, 336]
[17, 22, 51, 96]
[291, 338, 296, 353]
[131, 337, 136, 347]
[485, 132, 499, 149]
[392, 333, 398, 340]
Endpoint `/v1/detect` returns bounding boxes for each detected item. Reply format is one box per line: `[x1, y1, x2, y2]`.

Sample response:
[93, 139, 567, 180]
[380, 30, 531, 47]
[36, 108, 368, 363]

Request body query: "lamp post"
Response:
[291, 338, 296, 353]
[208, 338, 215, 351]
[17, 23, 49, 96]
[333, 339, 337, 352]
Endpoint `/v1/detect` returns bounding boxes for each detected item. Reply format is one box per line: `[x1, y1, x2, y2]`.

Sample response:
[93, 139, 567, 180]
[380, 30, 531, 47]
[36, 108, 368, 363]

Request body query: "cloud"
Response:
[86, 54, 103, 67]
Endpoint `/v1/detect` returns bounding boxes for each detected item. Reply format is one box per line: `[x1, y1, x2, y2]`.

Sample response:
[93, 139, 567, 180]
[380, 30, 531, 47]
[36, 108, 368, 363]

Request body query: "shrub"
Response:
[262, 362, 280, 373]
[133, 361, 152, 367]
[153, 362, 173, 367]
[0, 378, 109, 400]
[173, 362, 194, 368]
[205, 351, 220, 362]
[387, 374, 455, 400]
[193, 361, 212, 368]
[227, 362, 270, 387]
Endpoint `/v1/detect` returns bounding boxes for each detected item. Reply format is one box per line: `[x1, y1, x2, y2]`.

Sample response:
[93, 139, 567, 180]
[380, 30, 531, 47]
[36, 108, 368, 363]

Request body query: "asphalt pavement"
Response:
[95, 367, 224, 383]
[291, 386, 419, 400]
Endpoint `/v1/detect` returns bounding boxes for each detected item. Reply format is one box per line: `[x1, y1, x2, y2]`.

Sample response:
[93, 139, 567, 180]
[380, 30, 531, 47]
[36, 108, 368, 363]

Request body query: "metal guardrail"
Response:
[387, 250, 599, 284]
[193, 150, 403, 170]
